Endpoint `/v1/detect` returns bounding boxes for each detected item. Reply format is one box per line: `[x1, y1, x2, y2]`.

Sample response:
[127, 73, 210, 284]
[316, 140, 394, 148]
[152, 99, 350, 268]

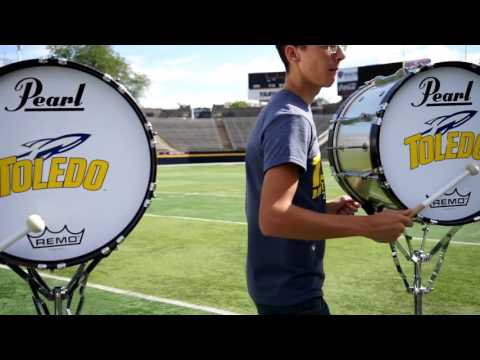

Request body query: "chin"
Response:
[313, 75, 334, 88]
[322, 78, 335, 88]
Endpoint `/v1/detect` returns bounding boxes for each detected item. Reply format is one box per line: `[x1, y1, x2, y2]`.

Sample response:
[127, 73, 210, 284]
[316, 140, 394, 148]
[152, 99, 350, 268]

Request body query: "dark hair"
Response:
[276, 45, 304, 73]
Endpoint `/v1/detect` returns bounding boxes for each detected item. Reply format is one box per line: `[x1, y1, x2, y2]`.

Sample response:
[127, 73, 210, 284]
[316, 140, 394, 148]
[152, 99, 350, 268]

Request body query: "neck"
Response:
[284, 72, 321, 106]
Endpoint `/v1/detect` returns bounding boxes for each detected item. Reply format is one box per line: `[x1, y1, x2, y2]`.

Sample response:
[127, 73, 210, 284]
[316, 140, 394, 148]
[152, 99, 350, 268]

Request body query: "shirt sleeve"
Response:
[262, 114, 311, 174]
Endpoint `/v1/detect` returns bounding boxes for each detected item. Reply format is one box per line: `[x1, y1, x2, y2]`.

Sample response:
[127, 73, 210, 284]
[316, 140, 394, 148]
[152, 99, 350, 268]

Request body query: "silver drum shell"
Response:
[329, 80, 401, 210]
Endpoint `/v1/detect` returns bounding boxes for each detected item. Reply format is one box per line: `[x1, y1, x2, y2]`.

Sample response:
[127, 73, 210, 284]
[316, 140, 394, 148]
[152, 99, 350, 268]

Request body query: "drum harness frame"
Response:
[6, 258, 103, 315]
[390, 221, 464, 315]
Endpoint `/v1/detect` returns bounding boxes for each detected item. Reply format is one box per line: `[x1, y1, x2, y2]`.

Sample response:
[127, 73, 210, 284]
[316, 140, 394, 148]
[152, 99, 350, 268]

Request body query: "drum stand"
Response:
[389, 222, 463, 315]
[6, 258, 102, 315]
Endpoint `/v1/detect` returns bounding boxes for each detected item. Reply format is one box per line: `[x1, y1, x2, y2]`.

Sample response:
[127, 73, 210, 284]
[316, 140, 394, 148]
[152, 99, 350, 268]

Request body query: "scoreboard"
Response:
[248, 72, 285, 101]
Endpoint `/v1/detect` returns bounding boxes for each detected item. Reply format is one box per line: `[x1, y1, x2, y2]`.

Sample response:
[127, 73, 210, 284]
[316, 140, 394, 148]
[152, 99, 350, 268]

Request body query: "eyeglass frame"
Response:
[316, 45, 348, 55]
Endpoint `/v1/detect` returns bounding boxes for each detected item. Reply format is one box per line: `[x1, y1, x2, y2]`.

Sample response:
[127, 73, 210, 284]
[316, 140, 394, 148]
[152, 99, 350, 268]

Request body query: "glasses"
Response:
[317, 45, 348, 55]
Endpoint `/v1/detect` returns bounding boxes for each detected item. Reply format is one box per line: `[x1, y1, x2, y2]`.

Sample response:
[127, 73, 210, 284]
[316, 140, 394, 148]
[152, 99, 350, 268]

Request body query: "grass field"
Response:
[1, 162, 480, 315]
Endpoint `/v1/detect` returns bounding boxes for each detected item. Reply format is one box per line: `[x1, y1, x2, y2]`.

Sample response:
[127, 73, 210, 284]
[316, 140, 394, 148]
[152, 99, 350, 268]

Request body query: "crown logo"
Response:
[427, 188, 471, 209]
[27, 226, 85, 249]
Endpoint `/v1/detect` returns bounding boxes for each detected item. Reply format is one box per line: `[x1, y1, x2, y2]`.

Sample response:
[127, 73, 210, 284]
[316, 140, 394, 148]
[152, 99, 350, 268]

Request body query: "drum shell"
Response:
[329, 80, 401, 210]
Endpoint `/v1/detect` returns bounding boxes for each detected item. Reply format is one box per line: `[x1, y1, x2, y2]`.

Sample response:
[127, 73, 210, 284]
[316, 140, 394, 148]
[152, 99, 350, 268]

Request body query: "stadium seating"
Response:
[148, 117, 224, 152]
[147, 114, 333, 153]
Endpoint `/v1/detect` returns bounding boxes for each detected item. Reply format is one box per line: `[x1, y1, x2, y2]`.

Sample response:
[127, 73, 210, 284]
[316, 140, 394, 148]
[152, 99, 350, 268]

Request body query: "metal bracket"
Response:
[7, 257, 102, 315]
[389, 223, 463, 315]
[370, 68, 407, 86]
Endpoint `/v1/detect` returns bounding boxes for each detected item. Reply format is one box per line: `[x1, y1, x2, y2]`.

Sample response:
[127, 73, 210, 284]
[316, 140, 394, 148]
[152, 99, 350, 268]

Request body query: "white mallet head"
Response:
[466, 163, 480, 176]
[26, 215, 45, 234]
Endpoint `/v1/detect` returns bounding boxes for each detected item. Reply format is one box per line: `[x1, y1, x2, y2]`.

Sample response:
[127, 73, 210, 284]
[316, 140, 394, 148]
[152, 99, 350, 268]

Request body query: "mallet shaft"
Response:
[0, 228, 29, 253]
[412, 164, 479, 217]
[0, 215, 45, 253]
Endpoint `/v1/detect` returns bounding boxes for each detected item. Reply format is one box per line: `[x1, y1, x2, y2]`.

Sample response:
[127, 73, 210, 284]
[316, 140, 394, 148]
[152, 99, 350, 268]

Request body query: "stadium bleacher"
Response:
[148, 117, 225, 152]
[146, 109, 335, 154]
[222, 117, 257, 151]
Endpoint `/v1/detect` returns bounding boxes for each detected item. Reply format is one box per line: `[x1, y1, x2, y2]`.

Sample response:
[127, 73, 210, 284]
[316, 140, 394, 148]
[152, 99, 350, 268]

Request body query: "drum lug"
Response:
[381, 181, 391, 189]
[150, 182, 157, 198]
[56, 263, 66, 269]
[334, 113, 375, 125]
[333, 171, 378, 180]
[117, 84, 127, 94]
[101, 247, 111, 256]
[375, 103, 388, 122]
[326, 143, 368, 151]
[116, 236, 125, 244]
[103, 74, 113, 83]
[143, 199, 151, 208]
[149, 182, 156, 192]
[417, 216, 438, 225]
[57, 58, 67, 65]
[474, 216, 480, 222]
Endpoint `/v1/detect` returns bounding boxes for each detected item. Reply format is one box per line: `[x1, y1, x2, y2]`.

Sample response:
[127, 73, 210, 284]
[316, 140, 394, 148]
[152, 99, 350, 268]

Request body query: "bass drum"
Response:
[0, 58, 157, 269]
[328, 61, 480, 226]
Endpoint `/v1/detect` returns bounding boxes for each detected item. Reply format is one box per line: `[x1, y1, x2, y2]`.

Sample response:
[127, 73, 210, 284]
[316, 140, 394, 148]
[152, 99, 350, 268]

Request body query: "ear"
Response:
[285, 45, 301, 64]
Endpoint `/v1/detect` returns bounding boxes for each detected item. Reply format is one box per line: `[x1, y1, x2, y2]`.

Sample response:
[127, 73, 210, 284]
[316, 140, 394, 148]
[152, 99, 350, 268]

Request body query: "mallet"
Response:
[411, 163, 480, 217]
[0, 215, 45, 253]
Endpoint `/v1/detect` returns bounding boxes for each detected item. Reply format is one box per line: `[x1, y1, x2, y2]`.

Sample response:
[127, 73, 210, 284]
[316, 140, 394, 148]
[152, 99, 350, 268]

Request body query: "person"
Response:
[245, 45, 413, 315]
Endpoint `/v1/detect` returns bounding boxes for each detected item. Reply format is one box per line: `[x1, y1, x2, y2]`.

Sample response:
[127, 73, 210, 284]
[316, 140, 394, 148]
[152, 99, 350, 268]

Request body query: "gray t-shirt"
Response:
[245, 89, 327, 307]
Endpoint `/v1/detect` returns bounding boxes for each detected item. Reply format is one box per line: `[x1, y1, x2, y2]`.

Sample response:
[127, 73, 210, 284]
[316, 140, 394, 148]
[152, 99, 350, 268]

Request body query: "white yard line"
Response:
[157, 162, 243, 168]
[0, 265, 238, 315]
[154, 191, 243, 198]
[146, 214, 480, 246]
[412, 237, 480, 246]
[145, 214, 247, 225]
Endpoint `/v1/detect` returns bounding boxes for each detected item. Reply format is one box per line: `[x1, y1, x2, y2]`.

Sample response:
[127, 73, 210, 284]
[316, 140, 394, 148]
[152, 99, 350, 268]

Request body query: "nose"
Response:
[334, 47, 346, 62]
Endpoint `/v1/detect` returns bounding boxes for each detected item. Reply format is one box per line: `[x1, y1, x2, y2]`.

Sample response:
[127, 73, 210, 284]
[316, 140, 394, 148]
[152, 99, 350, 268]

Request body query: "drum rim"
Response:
[0, 58, 157, 269]
[373, 61, 480, 226]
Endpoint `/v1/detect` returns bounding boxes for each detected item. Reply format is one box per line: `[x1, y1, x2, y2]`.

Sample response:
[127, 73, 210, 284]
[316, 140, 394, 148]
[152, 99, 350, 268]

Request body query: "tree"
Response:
[47, 45, 150, 100]
[228, 101, 250, 109]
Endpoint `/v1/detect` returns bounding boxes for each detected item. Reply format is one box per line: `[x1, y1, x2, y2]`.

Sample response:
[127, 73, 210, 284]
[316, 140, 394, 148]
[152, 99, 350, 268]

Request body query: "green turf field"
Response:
[1, 162, 479, 315]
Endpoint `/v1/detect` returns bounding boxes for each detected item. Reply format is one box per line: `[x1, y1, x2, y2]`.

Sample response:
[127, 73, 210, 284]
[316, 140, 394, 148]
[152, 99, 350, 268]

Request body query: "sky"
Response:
[1, 45, 479, 108]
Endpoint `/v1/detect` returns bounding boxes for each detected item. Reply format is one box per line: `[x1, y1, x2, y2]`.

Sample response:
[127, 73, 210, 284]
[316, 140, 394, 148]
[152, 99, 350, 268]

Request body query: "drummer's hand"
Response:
[327, 195, 361, 215]
[365, 209, 413, 243]
[403, 208, 415, 219]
